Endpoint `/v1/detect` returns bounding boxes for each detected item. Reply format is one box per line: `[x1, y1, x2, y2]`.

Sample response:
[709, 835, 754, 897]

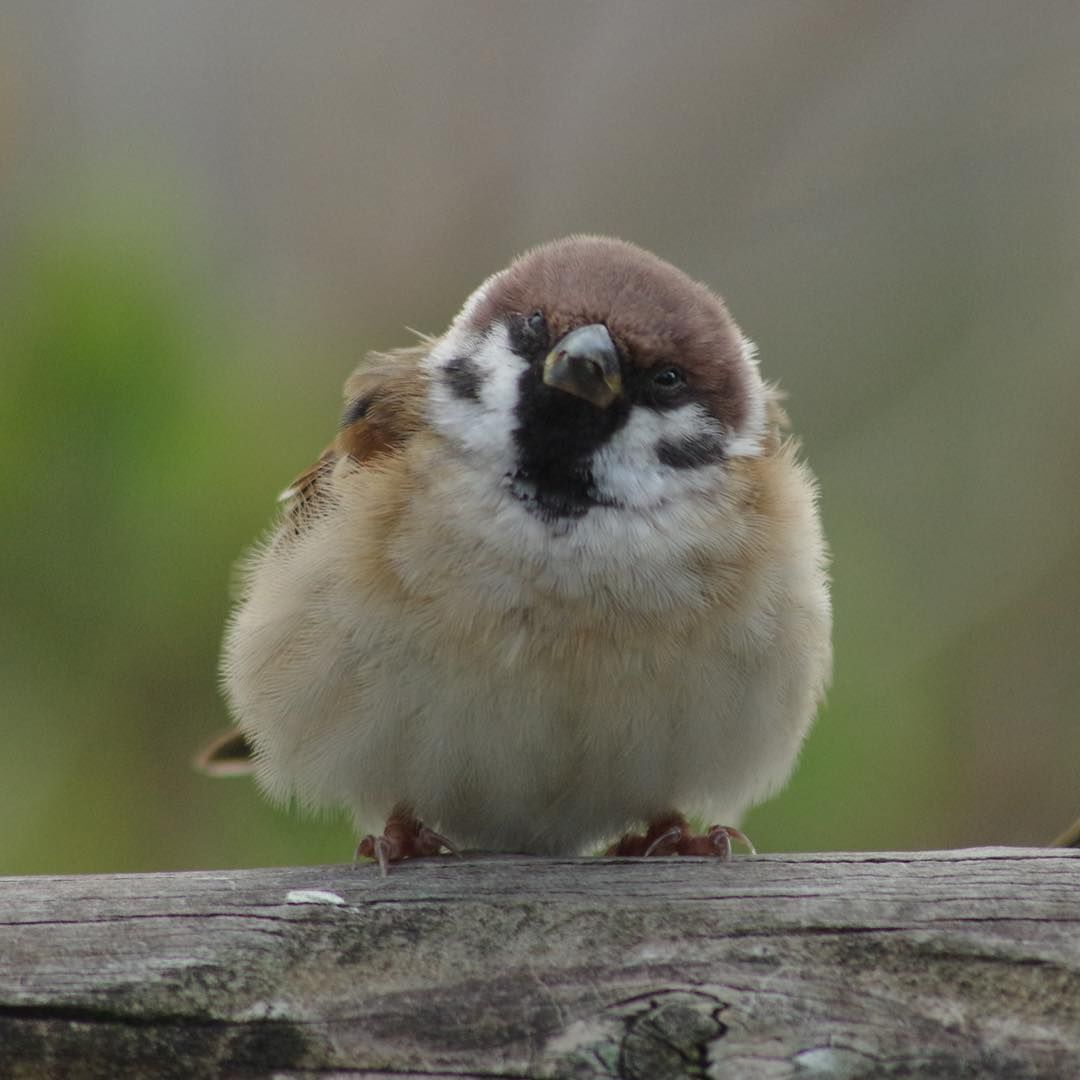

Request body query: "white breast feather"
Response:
[224, 423, 830, 854]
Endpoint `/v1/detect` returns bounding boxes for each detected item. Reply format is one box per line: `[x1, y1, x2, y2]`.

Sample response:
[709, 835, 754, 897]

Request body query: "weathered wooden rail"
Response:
[2, 848, 1078, 1078]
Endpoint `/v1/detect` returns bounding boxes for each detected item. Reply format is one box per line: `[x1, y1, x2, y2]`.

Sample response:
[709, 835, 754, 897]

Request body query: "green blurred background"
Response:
[3, 2, 1079, 875]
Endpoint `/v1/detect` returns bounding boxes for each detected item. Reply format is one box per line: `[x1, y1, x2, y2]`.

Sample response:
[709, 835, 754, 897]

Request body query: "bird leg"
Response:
[605, 811, 756, 860]
[355, 802, 457, 876]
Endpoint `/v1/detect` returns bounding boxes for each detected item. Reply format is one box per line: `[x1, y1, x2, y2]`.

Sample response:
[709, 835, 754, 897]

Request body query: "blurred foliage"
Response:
[1, 194, 355, 871]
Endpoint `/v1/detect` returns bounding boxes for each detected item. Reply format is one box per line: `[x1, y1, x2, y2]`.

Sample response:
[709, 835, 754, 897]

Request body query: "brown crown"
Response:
[466, 235, 750, 431]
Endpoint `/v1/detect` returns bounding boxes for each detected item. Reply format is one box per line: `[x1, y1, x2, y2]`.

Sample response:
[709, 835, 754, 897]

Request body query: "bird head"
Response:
[424, 235, 768, 522]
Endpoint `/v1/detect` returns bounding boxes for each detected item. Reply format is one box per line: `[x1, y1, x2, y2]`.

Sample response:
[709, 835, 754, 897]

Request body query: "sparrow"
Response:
[200, 235, 832, 870]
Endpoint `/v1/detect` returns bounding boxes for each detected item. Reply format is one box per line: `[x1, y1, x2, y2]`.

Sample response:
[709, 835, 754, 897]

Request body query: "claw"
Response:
[607, 812, 756, 860]
[709, 824, 756, 857]
[642, 825, 684, 857]
[374, 834, 392, 876]
[417, 826, 459, 858]
[355, 833, 393, 876]
[354, 803, 457, 874]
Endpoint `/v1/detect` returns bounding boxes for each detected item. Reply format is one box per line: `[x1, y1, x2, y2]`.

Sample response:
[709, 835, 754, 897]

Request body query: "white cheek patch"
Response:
[423, 321, 527, 466]
[592, 334, 768, 505]
[725, 334, 768, 459]
[591, 403, 728, 509]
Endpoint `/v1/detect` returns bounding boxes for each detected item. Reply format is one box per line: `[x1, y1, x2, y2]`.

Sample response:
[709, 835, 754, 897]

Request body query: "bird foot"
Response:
[355, 803, 458, 876]
[605, 812, 756, 860]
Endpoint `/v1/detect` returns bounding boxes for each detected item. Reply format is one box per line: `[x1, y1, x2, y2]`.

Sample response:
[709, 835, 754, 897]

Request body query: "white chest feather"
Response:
[224, 441, 829, 855]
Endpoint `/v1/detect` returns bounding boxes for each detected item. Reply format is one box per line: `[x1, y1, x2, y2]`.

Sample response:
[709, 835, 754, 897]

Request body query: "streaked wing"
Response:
[277, 345, 429, 532]
[199, 346, 430, 780]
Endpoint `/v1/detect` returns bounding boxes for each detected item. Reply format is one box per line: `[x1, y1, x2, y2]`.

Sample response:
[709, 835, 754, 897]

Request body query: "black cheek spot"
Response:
[443, 355, 484, 401]
[340, 395, 372, 428]
[656, 432, 727, 469]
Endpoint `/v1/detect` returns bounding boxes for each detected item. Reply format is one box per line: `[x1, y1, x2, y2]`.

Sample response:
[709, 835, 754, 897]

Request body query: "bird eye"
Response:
[509, 311, 548, 357]
[652, 366, 685, 389]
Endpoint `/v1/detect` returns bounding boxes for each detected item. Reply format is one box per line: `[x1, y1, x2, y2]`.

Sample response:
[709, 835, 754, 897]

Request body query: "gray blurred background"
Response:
[3, 1, 1079, 874]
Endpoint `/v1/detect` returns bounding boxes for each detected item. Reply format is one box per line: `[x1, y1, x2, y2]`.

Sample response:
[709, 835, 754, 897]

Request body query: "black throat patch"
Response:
[511, 365, 631, 520]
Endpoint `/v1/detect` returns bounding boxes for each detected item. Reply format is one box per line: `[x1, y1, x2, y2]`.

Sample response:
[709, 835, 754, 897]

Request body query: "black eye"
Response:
[508, 310, 549, 356]
[652, 366, 685, 389]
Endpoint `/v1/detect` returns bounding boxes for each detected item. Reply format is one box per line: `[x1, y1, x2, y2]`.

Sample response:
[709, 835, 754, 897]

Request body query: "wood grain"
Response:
[2, 848, 1078, 1078]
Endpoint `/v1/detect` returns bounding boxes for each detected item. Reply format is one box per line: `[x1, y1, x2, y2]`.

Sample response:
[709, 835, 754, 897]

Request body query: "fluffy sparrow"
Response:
[201, 236, 832, 869]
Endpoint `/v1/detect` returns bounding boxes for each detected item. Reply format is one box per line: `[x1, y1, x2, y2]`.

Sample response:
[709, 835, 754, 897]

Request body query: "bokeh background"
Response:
[3, 2, 1079, 875]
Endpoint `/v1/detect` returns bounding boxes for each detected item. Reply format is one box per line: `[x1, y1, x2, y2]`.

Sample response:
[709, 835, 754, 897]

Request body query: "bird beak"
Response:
[542, 324, 623, 408]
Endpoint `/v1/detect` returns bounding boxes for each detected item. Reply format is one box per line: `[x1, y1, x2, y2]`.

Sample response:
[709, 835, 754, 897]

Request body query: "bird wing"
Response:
[276, 345, 430, 533]
[196, 346, 431, 779]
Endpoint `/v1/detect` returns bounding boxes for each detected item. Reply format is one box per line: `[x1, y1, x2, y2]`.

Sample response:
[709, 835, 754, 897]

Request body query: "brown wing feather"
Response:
[203, 347, 430, 780]
[277, 345, 429, 531]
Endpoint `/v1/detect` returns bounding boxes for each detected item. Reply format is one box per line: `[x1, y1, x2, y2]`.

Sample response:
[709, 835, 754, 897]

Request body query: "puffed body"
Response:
[221, 236, 831, 855]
